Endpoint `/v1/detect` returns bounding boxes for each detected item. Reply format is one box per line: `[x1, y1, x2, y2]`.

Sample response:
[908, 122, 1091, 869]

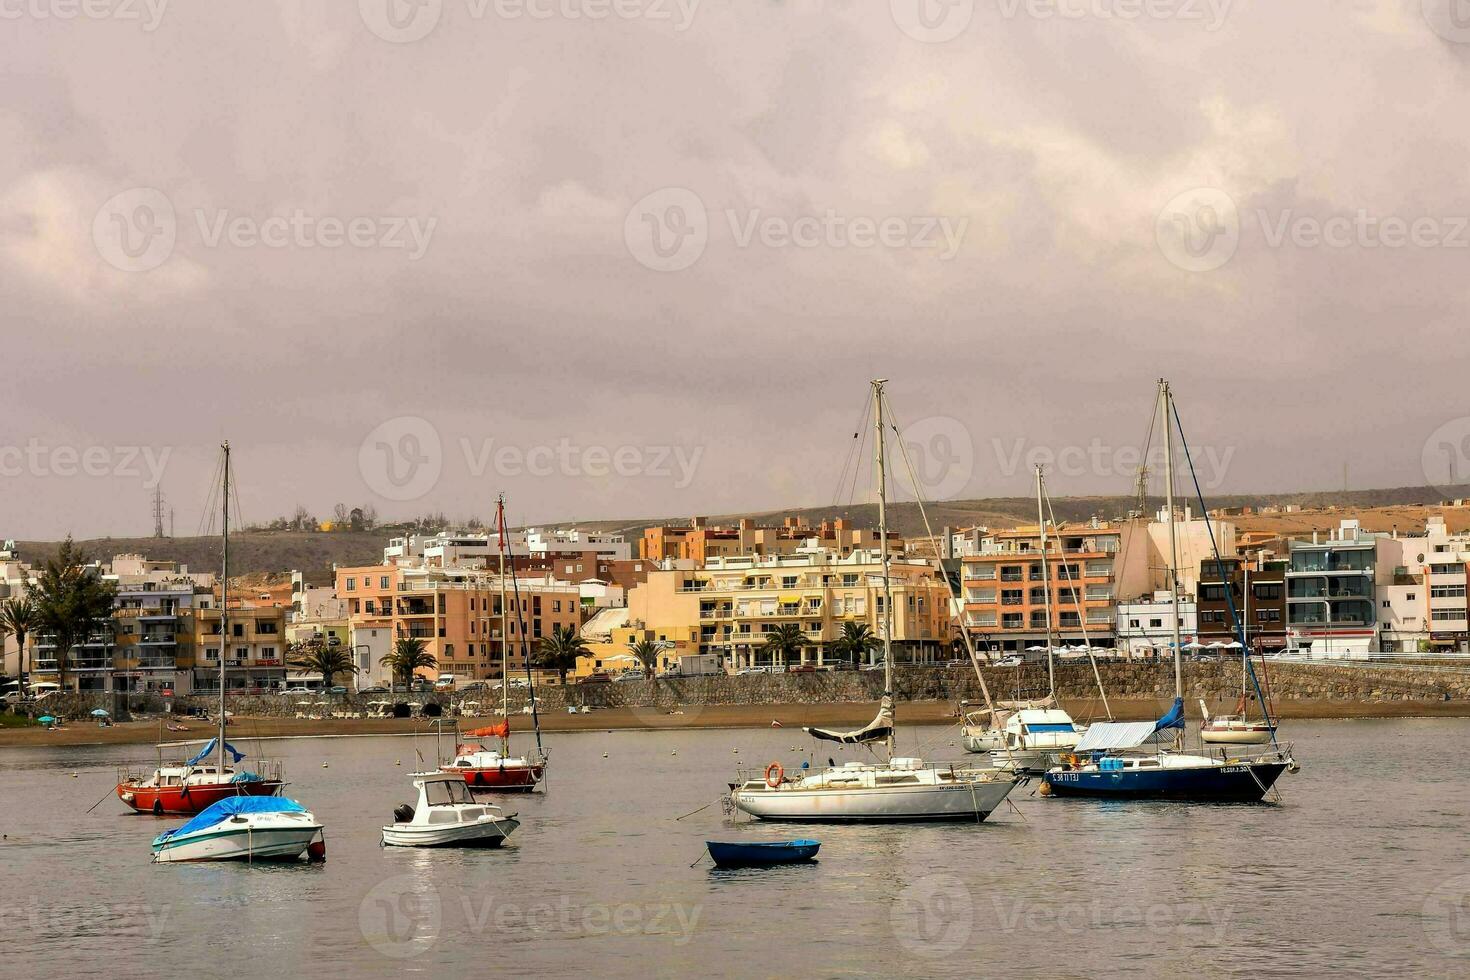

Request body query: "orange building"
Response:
[640, 516, 895, 562]
[337, 565, 581, 683]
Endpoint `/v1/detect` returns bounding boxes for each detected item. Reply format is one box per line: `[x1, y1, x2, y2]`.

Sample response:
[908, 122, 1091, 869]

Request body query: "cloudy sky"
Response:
[3, 0, 1469, 538]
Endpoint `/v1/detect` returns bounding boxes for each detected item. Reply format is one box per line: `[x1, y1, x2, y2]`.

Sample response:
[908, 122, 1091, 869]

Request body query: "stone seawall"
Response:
[28, 661, 1470, 721]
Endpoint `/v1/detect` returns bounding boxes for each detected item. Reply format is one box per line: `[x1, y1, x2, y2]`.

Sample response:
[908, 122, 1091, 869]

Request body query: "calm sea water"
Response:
[3, 719, 1468, 978]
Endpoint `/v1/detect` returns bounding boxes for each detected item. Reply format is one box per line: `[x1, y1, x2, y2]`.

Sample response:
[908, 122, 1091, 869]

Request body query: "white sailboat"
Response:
[730, 380, 1019, 822]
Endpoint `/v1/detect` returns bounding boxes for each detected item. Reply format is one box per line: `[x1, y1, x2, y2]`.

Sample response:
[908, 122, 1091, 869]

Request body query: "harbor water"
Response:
[3, 719, 1467, 977]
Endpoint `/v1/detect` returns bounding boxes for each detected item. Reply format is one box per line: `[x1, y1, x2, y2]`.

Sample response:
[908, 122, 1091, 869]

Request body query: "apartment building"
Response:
[383, 527, 630, 569]
[1115, 592, 1198, 657]
[1285, 520, 1378, 656]
[639, 516, 895, 563]
[192, 589, 290, 693]
[1196, 555, 1289, 652]
[1374, 516, 1470, 653]
[960, 519, 1152, 655]
[624, 549, 950, 669]
[31, 555, 214, 694]
[336, 564, 582, 683]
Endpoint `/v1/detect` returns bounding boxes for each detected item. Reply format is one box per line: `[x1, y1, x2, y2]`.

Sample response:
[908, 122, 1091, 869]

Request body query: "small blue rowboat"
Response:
[706, 839, 820, 869]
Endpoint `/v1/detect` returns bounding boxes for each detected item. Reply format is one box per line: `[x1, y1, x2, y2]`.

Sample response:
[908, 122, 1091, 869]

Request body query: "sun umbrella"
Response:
[1223, 640, 1244, 649]
[1025, 645, 1048, 652]
[37, 715, 55, 724]
[1183, 641, 1205, 650]
[1207, 641, 1227, 649]
[91, 708, 110, 717]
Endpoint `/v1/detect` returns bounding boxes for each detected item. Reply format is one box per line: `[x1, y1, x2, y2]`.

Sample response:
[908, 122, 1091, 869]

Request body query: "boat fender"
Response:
[1038, 780, 1053, 797]
[152, 800, 163, 815]
[765, 762, 784, 788]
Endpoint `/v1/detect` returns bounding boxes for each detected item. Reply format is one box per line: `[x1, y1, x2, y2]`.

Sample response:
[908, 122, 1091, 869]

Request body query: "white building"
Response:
[1115, 591, 1198, 658]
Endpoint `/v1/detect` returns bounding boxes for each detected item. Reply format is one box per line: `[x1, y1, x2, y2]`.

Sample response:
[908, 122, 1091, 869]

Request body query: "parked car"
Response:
[359, 685, 389, 695]
[995, 656, 1024, 667]
[735, 666, 767, 676]
[433, 678, 456, 690]
[578, 672, 613, 685]
[459, 681, 489, 693]
[944, 659, 970, 668]
[828, 661, 856, 672]
[328, 685, 348, 695]
[787, 665, 818, 674]
[613, 671, 646, 683]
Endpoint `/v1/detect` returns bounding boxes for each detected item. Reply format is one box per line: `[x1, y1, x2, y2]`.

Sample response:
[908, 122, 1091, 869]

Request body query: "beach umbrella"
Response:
[1183, 641, 1205, 650]
[1025, 645, 1048, 652]
[1223, 640, 1244, 649]
[37, 715, 55, 724]
[1207, 641, 1227, 649]
[90, 708, 110, 717]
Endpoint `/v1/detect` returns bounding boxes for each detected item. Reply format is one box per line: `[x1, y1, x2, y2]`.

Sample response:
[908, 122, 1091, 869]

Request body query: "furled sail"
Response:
[466, 722, 511, 739]
[805, 696, 894, 745]
[187, 737, 244, 766]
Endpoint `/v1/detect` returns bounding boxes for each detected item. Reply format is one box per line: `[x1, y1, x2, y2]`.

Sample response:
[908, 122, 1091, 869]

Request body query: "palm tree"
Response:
[288, 639, 359, 692]
[380, 636, 436, 691]
[31, 538, 116, 691]
[830, 621, 880, 668]
[0, 597, 40, 695]
[762, 623, 807, 669]
[535, 625, 587, 685]
[626, 638, 663, 679]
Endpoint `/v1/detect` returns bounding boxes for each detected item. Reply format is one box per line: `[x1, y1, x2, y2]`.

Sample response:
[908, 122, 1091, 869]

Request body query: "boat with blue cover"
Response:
[706, 839, 820, 868]
[152, 796, 325, 863]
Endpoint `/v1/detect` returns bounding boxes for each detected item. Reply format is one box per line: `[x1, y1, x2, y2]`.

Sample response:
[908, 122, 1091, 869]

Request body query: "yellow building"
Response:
[596, 550, 951, 671]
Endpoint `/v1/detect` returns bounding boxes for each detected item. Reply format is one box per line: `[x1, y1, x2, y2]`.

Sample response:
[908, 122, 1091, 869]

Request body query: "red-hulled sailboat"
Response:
[439, 494, 547, 793]
[116, 442, 284, 814]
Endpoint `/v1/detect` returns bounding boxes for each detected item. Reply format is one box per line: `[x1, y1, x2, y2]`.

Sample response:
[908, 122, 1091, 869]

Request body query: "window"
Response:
[1128, 619, 1140, 628]
[257, 621, 277, 634]
[346, 577, 356, 591]
[380, 576, 389, 590]
[1149, 618, 1162, 628]
[1253, 583, 1283, 601]
[1431, 585, 1467, 598]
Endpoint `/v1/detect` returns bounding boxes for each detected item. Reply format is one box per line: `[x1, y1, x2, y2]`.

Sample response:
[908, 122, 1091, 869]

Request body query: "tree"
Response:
[626, 638, 664, 678]
[830, 621, 880, 667]
[288, 639, 359, 692]
[762, 623, 807, 668]
[535, 625, 587, 685]
[31, 538, 116, 690]
[0, 597, 41, 694]
[380, 636, 436, 690]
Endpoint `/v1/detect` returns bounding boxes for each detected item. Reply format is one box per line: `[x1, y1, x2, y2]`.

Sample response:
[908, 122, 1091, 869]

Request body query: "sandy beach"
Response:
[3, 697, 1468, 749]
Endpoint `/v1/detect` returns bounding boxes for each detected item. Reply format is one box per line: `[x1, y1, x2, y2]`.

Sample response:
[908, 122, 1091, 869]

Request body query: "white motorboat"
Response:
[960, 712, 1005, 753]
[987, 707, 1086, 773]
[152, 796, 325, 863]
[382, 771, 520, 847]
[731, 756, 1018, 822]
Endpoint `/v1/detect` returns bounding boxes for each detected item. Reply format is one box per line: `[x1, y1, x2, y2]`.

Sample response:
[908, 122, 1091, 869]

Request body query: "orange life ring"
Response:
[764, 762, 784, 788]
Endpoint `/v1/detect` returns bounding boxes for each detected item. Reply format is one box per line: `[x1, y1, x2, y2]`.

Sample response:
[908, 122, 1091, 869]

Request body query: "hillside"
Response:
[17, 483, 1470, 581]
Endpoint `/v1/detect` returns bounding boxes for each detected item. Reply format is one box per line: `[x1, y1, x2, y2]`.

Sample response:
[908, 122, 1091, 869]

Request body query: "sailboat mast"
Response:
[1036, 465, 1056, 698]
[1242, 560, 1251, 703]
[497, 494, 509, 753]
[1160, 380, 1183, 700]
[873, 379, 895, 758]
[218, 441, 229, 777]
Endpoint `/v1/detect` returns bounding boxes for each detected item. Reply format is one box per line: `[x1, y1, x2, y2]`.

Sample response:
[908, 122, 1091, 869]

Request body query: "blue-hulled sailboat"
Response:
[1041, 380, 1295, 802]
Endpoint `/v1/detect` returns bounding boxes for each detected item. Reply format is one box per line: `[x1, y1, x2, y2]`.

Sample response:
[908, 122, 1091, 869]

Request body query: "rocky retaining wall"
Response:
[21, 661, 1470, 721]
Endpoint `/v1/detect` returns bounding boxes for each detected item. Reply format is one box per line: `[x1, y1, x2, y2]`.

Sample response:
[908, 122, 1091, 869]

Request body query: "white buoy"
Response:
[322, 762, 329, 768]
[602, 752, 609, 758]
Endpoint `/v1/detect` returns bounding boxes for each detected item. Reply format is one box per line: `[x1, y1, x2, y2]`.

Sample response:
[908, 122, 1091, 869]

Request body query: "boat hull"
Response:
[1200, 726, 1275, 745]
[445, 763, 544, 792]
[152, 825, 323, 863]
[118, 779, 284, 815]
[706, 840, 820, 868]
[382, 816, 519, 848]
[732, 777, 1016, 823]
[1042, 761, 1287, 801]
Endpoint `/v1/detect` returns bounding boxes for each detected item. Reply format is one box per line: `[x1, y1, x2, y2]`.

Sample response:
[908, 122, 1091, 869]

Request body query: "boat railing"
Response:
[117, 756, 286, 785]
[733, 758, 1012, 785]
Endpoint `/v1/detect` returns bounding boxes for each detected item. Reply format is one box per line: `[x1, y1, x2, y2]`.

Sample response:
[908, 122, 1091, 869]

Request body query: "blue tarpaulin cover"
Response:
[1073, 698, 1186, 753]
[154, 796, 306, 843]
[186, 738, 245, 766]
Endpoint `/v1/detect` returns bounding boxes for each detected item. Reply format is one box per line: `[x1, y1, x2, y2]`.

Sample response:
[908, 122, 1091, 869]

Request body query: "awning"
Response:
[779, 594, 802, 605]
[1074, 698, 1185, 752]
